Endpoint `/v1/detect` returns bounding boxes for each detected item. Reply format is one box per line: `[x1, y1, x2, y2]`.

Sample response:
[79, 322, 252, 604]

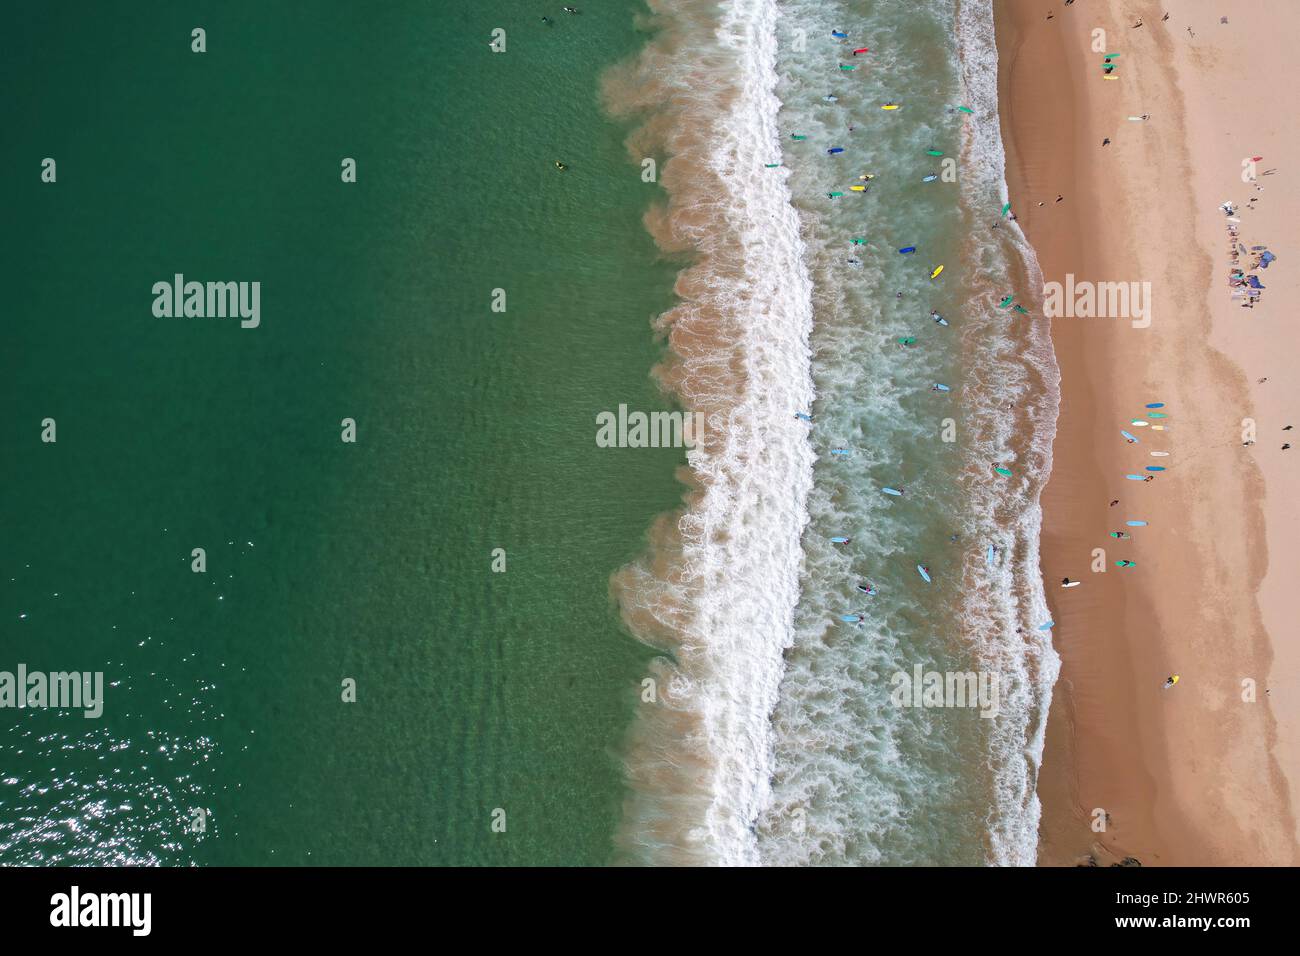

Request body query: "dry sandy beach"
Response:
[995, 0, 1300, 865]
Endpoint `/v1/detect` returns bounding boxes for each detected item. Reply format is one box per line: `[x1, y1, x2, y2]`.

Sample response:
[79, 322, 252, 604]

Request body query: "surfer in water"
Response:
[856, 583, 876, 595]
[1061, 577, 1072, 586]
[563, 5, 580, 12]
[554, 161, 567, 171]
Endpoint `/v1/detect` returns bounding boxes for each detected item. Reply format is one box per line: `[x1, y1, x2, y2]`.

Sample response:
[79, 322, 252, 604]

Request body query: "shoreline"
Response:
[994, 0, 1300, 865]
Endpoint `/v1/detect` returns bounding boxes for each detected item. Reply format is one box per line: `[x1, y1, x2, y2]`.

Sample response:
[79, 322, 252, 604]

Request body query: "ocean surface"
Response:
[1, 0, 680, 866]
[2, 0, 1060, 867]
[608, 0, 1061, 866]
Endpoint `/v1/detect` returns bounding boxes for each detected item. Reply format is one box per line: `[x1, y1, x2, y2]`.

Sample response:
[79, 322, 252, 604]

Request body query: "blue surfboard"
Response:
[917, 565, 931, 583]
[898, 246, 916, 254]
[883, 487, 904, 496]
[1126, 520, 1147, 526]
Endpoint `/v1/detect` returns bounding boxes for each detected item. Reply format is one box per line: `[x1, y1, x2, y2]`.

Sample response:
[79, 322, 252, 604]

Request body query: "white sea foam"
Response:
[753, 0, 1061, 866]
[609, 0, 817, 865]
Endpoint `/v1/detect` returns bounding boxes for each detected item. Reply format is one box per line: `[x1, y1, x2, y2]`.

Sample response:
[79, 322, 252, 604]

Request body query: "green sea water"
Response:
[0, 1, 681, 865]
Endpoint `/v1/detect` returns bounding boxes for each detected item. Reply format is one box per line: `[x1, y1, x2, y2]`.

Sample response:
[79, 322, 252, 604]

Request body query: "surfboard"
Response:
[930, 265, 944, 279]
[831, 536, 850, 543]
[926, 150, 944, 156]
[831, 30, 848, 38]
[830, 449, 850, 456]
[933, 316, 948, 326]
[1115, 560, 1136, 568]
[839, 615, 860, 623]
[1150, 425, 1167, 431]
[850, 237, 867, 244]
[1126, 520, 1147, 526]
[827, 192, 844, 198]
[933, 384, 951, 392]
[1131, 420, 1149, 426]
[1145, 402, 1164, 408]
[791, 134, 807, 141]
[998, 295, 1014, 307]
[881, 104, 901, 110]
[1150, 451, 1169, 457]
[994, 467, 1012, 476]
[882, 487, 904, 496]
[1013, 306, 1030, 314]
[828, 147, 845, 154]
[899, 246, 916, 254]
[922, 175, 938, 182]
[917, 565, 931, 583]
[1121, 430, 1139, 442]
[1103, 75, 1119, 81]
[1001, 202, 1012, 217]
[850, 185, 867, 192]
[1146, 466, 1165, 471]
[986, 545, 995, 566]
[1062, 582, 1081, 589]
[1039, 621, 1055, 630]
[956, 106, 974, 114]
[1148, 412, 1167, 418]
[1126, 474, 1146, 480]
[839, 64, 856, 70]
[764, 163, 781, 168]
[853, 47, 869, 54]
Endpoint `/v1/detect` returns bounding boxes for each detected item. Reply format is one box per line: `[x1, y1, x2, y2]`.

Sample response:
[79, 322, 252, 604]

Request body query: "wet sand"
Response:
[995, 0, 1300, 865]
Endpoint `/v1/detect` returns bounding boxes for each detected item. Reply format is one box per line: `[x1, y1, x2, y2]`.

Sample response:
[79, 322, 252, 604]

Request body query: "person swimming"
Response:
[554, 161, 567, 170]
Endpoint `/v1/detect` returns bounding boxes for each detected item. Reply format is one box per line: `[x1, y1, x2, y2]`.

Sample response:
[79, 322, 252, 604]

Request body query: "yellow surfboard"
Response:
[930, 265, 944, 279]
[881, 104, 901, 110]
[850, 185, 867, 192]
